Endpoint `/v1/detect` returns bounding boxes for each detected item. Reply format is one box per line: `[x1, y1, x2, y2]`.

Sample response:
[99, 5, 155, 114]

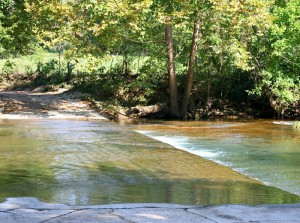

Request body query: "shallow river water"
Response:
[0, 119, 299, 205]
[133, 120, 300, 196]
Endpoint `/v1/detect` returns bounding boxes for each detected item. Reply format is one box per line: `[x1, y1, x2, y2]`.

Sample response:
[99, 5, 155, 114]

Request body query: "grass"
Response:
[0, 50, 152, 92]
[73, 54, 150, 74]
[0, 51, 149, 75]
[0, 50, 58, 75]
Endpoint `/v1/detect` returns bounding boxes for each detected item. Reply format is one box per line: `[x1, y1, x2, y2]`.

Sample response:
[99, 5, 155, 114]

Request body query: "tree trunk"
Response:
[165, 16, 180, 118]
[206, 71, 211, 106]
[181, 11, 201, 118]
[126, 103, 167, 118]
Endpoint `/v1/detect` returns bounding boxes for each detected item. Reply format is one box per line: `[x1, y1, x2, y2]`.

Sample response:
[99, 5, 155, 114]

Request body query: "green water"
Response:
[0, 119, 299, 205]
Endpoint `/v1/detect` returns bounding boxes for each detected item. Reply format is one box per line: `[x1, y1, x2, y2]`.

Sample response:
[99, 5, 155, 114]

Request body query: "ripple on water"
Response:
[135, 120, 300, 197]
[0, 119, 300, 205]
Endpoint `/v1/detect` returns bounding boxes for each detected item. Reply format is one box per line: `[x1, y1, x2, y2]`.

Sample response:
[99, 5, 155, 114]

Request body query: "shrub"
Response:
[35, 59, 68, 85]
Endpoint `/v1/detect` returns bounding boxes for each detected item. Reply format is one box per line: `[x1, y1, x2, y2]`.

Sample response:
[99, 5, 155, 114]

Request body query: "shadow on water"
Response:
[80, 164, 300, 205]
[0, 119, 299, 205]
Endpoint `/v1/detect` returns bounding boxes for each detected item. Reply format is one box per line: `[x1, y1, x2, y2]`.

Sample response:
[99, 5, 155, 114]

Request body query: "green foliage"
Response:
[0, 0, 299, 117]
[0, 51, 52, 73]
[249, 0, 300, 114]
[0, 59, 15, 83]
[73, 64, 162, 106]
[2, 60, 16, 75]
[0, 0, 13, 53]
[35, 59, 68, 85]
[0, 0, 35, 55]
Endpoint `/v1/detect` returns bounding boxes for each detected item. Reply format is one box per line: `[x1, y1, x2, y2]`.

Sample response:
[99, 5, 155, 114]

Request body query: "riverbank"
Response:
[1, 88, 298, 122]
[1, 198, 300, 223]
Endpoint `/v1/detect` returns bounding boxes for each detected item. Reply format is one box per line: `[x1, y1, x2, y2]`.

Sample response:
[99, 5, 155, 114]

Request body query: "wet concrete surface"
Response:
[0, 198, 299, 223]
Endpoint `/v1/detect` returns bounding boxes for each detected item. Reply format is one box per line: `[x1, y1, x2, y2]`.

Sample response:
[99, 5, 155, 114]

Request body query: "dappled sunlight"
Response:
[0, 91, 105, 120]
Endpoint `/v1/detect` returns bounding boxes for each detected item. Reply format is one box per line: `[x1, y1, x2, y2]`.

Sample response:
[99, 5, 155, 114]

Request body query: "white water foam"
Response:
[136, 130, 299, 196]
[136, 130, 223, 161]
[137, 130, 271, 184]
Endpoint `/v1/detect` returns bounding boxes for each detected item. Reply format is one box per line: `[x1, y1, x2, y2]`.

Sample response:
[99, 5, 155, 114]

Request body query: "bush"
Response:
[35, 59, 68, 85]
[2, 60, 16, 75]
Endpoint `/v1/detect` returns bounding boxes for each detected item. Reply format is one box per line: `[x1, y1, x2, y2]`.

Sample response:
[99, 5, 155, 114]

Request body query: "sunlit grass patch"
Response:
[0, 51, 58, 75]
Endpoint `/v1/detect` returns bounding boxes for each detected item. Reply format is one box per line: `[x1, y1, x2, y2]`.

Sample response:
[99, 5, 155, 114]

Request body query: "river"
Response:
[0, 119, 299, 205]
[132, 119, 300, 197]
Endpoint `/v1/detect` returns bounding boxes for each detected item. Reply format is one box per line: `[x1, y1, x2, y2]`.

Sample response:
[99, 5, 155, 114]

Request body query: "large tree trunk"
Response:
[206, 71, 211, 106]
[180, 11, 201, 118]
[165, 16, 180, 118]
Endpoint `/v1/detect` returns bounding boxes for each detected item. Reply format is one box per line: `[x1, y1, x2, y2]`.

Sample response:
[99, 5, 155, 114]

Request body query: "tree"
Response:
[158, 0, 272, 118]
[165, 16, 180, 117]
[181, 10, 201, 117]
[21, 0, 283, 119]
[0, 0, 35, 56]
[249, 0, 300, 116]
[26, 0, 73, 52]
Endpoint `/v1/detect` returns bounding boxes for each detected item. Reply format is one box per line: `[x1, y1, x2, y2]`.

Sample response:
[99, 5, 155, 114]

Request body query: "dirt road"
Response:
[0, 89, 106, 120]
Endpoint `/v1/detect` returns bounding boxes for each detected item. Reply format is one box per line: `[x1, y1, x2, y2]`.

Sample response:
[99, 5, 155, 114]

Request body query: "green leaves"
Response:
[0, 0, 35, 55]
[250, 0, 300, 112]
[0, 0, 299, 115]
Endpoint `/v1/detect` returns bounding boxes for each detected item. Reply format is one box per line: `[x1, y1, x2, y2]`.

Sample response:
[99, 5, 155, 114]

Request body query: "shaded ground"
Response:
[0, 89, 106, 120]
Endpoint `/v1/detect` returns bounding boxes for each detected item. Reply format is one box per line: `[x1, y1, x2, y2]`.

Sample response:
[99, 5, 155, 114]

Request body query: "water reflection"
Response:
[0, 119, 299, 205]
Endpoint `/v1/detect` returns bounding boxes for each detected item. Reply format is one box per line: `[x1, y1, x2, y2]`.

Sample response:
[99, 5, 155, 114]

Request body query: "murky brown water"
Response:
[0, 119, 299, 205]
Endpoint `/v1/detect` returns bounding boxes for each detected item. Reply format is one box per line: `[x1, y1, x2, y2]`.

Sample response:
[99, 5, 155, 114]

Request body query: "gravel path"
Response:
[0, 89, 106, 120]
